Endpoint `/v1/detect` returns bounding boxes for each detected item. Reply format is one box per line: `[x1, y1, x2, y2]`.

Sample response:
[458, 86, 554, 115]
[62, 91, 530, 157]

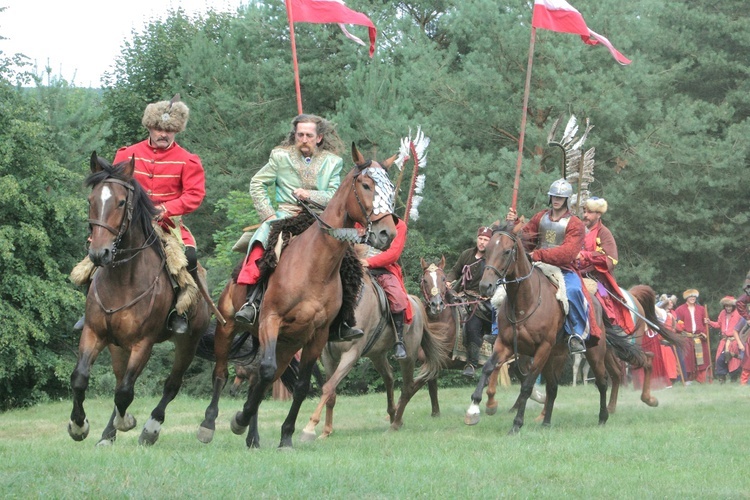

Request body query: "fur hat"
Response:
[142, 94, 189, 133]
[720, 296, 736, 307]
[583, 197, 608, 214]
[477, 226, 493, 238]
[683, 289, 699, 299]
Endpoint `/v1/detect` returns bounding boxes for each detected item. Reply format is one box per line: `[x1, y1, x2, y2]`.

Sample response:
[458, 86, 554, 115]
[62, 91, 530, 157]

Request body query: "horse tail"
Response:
[630, 284, 686, 349]
[194, 319, 261, 362]
[414, 301, 450, 385]
[606, 332, 649, 367]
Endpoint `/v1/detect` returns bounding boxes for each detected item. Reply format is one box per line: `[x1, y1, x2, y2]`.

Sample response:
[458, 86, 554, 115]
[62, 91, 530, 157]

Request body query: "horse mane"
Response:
[85, 158, 160, 246]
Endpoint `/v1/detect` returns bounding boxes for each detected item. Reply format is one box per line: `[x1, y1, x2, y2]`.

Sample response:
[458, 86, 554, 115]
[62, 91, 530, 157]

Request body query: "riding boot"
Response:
[483, 334, 497, 345]
[328, 321, 365, 342]
[462, 343, 480, 378]
[73, 282, 90, 330]
[568, 334, 586, 354]
[235, 283, 263, 326]
[392, 312, 407, 360]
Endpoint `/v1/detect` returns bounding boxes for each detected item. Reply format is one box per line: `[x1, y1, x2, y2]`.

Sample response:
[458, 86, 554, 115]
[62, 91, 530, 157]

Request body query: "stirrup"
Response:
[235, 302, 259, 326]
[167, 310, 189, 335]
[568, 335, 586, 354]
[462, 363, 476, 378]
[393, 342, 407, 360]
[329, 323, 364, 342]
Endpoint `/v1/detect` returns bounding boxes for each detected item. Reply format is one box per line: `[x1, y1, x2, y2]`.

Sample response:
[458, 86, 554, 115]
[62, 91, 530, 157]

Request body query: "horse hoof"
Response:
[485, 405, 498, 416]
[464, 403, 481, 425]
[230, 412, 247, 435]
[138, 418, 160, 446]
[390, 422, 403, 431]
[507, 427, 521, 436]
[196, 426, 215, 444]
[431, 411, 441, 418]
[299, 429, 317, 443]
[114, 413, 137, 432]
[96, 438, 115, 447]
[643, 397, 659, 407]
[68, 419, 90, 441]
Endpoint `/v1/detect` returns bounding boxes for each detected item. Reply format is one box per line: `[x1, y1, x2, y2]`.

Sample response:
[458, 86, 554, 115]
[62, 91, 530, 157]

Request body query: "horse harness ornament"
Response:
[298, 162, 395, 244]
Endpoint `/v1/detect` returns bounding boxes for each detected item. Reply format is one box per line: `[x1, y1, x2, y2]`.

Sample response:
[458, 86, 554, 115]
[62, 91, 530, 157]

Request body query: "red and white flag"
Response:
[531, 0, 631, 65]
[286, 0, 377, 57]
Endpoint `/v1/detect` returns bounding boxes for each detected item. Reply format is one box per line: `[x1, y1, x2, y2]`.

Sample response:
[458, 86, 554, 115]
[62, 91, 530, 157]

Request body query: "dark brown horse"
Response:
[300, 272, 448, 440]
[198, 145, 398, 448]
[465, 222, 632, 434]
[418, 257, 539, 418]
[68, 153, 209, 446]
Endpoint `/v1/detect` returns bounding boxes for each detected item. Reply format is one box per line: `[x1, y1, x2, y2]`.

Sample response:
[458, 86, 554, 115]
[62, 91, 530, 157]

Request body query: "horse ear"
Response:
[351, 142, 365, 166]
[122, 155, 136, 179]
[513, 216, 526, 234]
[420, 257, 427, 270]
[380, 153, 398, 171]
[439, 255, 445, 269]
[89, 151, 102, 173]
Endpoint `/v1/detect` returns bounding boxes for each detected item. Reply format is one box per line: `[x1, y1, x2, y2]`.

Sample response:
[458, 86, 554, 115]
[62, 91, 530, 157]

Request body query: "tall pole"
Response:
[511, 27, 537, 211]
[285, 0, 304, 115]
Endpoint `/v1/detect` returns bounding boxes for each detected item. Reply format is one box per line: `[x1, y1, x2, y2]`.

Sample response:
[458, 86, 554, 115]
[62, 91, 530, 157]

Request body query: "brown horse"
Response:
[68, 153, 209, 446]
[300, 273, 448, 440]
[418, 257, 539, 418]
[465, 222, 644, 434]
[198, 144, 398, 448]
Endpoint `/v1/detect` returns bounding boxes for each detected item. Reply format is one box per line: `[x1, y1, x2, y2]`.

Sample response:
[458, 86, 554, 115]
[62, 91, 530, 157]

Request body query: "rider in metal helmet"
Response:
[548, 178, 573, 203]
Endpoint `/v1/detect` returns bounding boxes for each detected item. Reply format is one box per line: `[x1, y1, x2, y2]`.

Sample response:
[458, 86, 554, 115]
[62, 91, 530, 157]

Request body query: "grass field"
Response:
[1, 381, 748, 498]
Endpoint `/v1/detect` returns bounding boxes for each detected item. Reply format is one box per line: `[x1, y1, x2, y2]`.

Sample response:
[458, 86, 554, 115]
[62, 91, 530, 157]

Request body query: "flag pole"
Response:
[511, 27, 537, 212]
[285, 0, 304, 114]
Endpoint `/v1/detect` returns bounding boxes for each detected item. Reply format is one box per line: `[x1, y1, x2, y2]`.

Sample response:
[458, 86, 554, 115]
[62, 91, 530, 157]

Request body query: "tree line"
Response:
[1, 0, 748, 408]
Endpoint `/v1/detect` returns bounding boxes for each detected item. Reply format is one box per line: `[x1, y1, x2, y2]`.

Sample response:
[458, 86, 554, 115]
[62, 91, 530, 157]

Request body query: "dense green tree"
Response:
[0, 55, 85, 409]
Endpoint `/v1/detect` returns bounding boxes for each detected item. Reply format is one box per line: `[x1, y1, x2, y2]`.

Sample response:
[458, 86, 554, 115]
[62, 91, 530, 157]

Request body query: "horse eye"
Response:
[118, 200, 126, 208]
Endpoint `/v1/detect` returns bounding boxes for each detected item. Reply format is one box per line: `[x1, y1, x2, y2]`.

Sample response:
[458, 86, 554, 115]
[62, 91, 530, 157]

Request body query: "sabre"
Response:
[590, 278, 663, 332]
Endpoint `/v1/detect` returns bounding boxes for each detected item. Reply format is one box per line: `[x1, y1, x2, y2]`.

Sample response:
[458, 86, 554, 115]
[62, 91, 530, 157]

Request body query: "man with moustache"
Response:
[111, 95, 206, 334]
[576, 197, 634, 335]
[233, 114, 362, 342]
[447, 226, 495, 377]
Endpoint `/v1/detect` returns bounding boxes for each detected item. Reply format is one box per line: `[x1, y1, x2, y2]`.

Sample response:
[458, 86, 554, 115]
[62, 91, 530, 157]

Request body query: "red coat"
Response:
[366, 218, 412, 322]
[577, 220, 634, 333]
[114, 140, 205, 246]
[674, 302, 710, 374]
[522, 209, 584, 270]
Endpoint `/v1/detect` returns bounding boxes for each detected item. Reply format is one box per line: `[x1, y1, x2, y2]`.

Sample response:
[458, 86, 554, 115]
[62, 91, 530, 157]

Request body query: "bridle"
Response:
[483, 230, 534, 286]
[87, 176, 165, 317]
[87, 177, 159, 265]
[298, 162, 391, 244]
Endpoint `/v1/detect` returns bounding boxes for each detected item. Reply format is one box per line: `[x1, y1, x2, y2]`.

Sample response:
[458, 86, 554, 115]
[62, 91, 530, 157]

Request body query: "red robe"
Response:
[709, 309, 743, 372]
[674, 302, 710, 383]
[114, 140, 205, 246]
[521, 209, 601, 337]
[576, 220, 635, 333]
[366, 218, 412, 323]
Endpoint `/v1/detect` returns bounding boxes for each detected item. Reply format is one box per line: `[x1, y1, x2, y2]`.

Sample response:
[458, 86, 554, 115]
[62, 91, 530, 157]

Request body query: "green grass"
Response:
[1, 382, 748, 498]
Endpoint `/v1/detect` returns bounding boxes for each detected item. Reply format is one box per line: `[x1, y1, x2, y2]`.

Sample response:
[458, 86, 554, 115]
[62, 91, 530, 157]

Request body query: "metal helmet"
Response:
[548, 178, 573, 198]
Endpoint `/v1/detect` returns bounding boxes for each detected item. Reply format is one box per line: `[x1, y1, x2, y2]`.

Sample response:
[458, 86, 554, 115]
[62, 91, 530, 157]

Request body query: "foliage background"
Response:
[1, 0, 748, 408]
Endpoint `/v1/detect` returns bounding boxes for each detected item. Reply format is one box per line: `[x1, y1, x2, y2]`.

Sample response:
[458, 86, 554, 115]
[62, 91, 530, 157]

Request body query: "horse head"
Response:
[346, 143, 398, 250]
[85, 151, 159, 266]
[479, 221, 525, 297]
[420, 256, 448, 315]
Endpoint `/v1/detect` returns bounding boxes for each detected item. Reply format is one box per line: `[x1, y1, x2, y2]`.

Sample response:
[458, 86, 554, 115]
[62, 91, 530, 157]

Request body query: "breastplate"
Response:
[538, 212, 570, 249]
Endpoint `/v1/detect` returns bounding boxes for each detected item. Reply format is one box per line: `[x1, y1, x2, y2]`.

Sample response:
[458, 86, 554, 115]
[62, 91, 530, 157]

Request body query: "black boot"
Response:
[328, 321, 364, 342]
[235, 284, 262, 326]
[392, 312, 406, 360]
[167, 309, 189, 335]
[462, 343, 480, 378]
